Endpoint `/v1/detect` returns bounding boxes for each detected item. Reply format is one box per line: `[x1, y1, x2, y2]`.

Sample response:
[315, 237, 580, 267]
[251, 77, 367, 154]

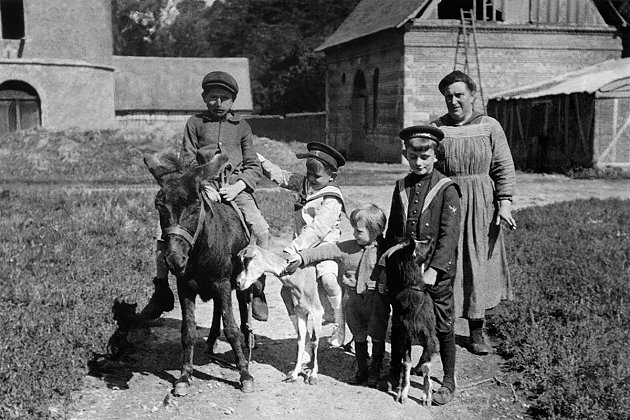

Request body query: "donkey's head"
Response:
[145, 151, 229, 277]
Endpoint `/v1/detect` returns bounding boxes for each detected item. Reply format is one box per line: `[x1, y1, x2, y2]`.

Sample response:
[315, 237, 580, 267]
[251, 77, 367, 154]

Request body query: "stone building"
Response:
[0, 0, 251, 136]
[316, 0, 623, 162]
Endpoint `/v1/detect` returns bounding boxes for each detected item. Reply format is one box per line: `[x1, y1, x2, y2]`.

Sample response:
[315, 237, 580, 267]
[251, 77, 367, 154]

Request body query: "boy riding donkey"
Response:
[141, 71, 270, 322]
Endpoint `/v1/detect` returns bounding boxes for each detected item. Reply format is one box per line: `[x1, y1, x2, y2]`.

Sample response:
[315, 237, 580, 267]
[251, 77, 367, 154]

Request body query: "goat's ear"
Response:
[413, 237, 433, 261]
[195, 153, 229, 182]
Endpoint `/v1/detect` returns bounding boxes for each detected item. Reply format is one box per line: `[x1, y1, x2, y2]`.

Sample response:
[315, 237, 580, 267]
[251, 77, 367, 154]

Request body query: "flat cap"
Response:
[202, 71, 239, 95]
[399, 125, 444, 143]
[296, 142, 346, 170]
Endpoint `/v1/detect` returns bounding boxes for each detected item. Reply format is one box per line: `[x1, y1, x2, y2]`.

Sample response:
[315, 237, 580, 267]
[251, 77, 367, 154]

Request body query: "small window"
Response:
[341, 73, 346, 85]
[438, 0, 503, 22]
[1, 0, 25, 39]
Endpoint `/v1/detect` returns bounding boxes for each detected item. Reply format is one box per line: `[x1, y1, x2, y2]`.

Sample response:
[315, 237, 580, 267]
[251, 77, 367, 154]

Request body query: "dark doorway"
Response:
[1, 0, 25, 39]
[350, 70, 367, 161]
[0, 80, 41, 135]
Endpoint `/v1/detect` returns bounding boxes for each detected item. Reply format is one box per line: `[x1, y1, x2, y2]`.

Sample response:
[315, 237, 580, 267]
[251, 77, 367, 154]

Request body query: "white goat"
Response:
[236, 245, 324, 384]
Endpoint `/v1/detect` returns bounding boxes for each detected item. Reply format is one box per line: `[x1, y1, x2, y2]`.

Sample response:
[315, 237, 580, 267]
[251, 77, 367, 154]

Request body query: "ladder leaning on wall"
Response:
[453, 6, 486, 113]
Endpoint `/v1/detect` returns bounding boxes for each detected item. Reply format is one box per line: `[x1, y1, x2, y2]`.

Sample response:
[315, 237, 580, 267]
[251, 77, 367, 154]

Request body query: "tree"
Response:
[111, 0, 362, 113]
[111, 0, 171, 55]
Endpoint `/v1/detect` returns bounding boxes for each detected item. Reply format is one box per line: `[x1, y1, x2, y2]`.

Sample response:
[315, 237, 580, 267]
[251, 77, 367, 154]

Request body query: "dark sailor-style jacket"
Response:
[385, 170, 461, 278]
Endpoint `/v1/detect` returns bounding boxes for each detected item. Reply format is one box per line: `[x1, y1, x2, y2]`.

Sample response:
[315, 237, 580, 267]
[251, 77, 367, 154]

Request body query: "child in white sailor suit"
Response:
[257, 142, 347, 347]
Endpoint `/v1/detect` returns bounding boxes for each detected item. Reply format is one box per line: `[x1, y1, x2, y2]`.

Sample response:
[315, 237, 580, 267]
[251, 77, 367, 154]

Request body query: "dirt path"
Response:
[68, 174, 630, 420]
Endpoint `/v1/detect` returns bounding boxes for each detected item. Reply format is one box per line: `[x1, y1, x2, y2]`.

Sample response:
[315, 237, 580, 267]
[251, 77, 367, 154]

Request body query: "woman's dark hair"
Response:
[438, 70, 477, 94]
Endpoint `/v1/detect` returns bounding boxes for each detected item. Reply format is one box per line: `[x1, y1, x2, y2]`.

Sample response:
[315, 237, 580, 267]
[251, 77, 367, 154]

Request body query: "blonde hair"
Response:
[350, 204, 387, 238]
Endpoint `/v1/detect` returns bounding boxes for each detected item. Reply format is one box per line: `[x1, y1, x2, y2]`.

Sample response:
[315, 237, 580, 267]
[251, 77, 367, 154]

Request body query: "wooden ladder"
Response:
[453, 6, 486, 113]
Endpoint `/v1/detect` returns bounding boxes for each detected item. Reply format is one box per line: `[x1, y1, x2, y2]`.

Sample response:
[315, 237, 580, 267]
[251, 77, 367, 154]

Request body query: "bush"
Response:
[0, 129, 304, 184]
[567, 165, 630, 180]
[488, 198, 630, 419]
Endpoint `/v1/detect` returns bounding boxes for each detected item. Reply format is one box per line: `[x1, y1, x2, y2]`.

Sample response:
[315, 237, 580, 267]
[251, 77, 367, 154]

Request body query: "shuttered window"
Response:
[0, 87, 40, 135]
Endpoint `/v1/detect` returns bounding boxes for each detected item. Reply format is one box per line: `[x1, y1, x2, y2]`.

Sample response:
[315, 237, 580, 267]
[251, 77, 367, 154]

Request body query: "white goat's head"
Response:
[236, 245, 285, 291]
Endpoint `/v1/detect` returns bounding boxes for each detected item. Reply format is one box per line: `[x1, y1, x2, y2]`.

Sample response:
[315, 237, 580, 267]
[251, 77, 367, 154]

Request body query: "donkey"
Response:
[236, 245, 324, 385]
[145, 151, 254, 396]
[383, 238, 438, 405]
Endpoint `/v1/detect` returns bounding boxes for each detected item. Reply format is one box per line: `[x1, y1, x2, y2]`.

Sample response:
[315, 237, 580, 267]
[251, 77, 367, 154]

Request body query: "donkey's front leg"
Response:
[204, 299, 222, 355]
[236, 288, 254, 360]
[220, 285, 254, 393]
[174, 288, 196, 396]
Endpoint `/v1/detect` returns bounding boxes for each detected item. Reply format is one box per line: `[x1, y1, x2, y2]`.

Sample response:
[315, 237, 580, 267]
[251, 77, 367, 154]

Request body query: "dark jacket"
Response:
[385, 170, 461, 278]
[181, 111, 262, 192]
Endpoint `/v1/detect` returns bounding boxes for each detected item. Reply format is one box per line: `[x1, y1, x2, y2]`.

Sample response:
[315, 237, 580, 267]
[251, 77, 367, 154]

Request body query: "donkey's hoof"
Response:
[283, 373, 298, 383]
[241, 378, 254, 393]
[173, 381, 190, 396]
[204, 341, 218, 355]
[395, 388, 408, 404]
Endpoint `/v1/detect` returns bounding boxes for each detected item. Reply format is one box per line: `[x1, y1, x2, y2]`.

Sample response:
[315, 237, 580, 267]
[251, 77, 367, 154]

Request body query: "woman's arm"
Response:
[487, 118, 517, 229]
[488, 117, 516, 201]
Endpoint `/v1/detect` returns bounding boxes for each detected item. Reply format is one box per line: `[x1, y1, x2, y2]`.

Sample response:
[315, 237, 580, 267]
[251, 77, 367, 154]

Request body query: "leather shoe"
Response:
[346, 371, 368, 385]
[469, 340, 491, 355]
[140, 278, 174, 320]
[252, 294, 268, 322]
[432, 386, 455, 405]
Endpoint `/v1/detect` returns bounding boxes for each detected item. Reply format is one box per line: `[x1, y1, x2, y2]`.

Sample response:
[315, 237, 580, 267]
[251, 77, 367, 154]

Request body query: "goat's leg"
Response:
[174, 288, 196, 396]
[286, 312, 308, 382]
[204, 298, 222, 355]
[419, 360, 433, 406]
[219, 286, 254, 393]
[306, 307, 324, 385]
[396, 340, 413, 404]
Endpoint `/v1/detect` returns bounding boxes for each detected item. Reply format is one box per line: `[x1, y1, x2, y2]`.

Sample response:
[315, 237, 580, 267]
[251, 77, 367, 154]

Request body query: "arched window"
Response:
[1, 0, 25, 39]
[0, 80, 40, 134]
[350, 70, 368, 160]
[372, 68, 379, 131]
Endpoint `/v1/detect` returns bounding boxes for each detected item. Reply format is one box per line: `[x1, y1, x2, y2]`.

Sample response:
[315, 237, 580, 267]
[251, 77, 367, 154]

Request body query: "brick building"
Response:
[316, 0, 623, 162]
[0, 0, 251, 135]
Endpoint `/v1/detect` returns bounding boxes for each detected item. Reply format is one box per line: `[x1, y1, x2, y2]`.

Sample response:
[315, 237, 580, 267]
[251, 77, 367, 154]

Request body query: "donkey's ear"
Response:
[144, 151, 178, 185]
[195, 152, 229, 181]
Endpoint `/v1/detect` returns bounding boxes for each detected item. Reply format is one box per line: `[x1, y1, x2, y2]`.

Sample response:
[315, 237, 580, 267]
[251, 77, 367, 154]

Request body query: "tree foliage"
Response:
[112, 0, 361, 113]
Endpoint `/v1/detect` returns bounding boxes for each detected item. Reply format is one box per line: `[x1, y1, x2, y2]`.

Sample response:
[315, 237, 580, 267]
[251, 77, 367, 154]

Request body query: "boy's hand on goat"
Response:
[281, 253, 302, 276]
[422, 267, 438, 286]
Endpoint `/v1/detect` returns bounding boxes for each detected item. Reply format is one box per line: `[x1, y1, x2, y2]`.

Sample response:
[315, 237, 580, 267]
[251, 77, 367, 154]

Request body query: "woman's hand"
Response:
[219, 180, 246, 202]
[497, 199, 517, 230]
[422, 267, 438, 286]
